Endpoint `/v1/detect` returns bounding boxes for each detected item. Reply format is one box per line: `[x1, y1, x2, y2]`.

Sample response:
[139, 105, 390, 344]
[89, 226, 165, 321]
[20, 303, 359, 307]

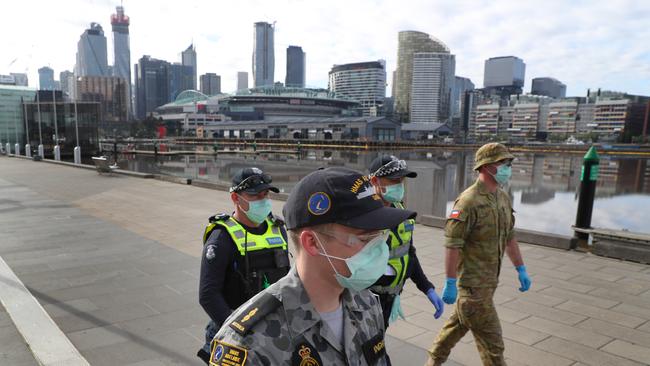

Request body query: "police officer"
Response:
[209, 167, 416, 365]
[367, 156, 444, 328]
[425, 143, 532, 366]
[197, 167, 290, 363]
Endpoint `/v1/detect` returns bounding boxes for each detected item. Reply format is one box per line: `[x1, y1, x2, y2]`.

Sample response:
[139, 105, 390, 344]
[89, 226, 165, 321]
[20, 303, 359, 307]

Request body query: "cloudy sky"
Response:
[3, 0, 649, 96]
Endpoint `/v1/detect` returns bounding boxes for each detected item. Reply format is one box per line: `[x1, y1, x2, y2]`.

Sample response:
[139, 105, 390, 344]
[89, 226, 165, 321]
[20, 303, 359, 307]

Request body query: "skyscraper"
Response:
[328, 60, 386, 116]
[253, 22, 274, 87]
[38, 67, 55, 90]
[59, 70, 74, 97]
[134, 56, 170, 120]
[168, 63, 194, 100]
[111, 5, 131, 115]
[531, 77, 566, 98]
[394, 31, 450, 122]
[181, 44, 197, 90]
[200, 73, 221, 95]
[285, 46, 305, 88]
[410, 52, 456, 124]
[76, 23, 109, 77]
[237, 71, 249, 91]
[452, 76, 475, 118]
[483, 56, 526, 97]
[76, 75, 128, 122]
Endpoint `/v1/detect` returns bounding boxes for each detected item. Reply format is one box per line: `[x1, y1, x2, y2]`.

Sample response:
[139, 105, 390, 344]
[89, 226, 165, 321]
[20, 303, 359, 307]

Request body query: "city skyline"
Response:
[2, 0, 649, 96]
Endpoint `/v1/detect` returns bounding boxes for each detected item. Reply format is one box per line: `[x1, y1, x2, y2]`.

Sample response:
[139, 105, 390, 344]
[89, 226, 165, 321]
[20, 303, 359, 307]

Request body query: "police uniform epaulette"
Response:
[228, 293, 281, 336]
[268, 213, 285, 227]
[208, 213, 230, 223]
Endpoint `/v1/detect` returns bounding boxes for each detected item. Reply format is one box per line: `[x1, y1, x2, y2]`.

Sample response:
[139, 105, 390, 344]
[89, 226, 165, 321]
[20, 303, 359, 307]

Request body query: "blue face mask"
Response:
[316, 232, 390, 291]
[494, 164, 512, 186]
[239, 197, 272, 224]
[381, 183, 404, 203]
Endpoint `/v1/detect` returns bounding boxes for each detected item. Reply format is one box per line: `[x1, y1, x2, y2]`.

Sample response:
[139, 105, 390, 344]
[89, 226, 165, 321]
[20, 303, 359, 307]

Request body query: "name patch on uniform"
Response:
[449, 210, 462, 219]
[362, 333, 386, 365]
[266, 237, 284, 245]
[229, 293, 281, 336]
[291, 341, 322, 366]
[403, 223, 414, 232]
[210, 340, 247, 366]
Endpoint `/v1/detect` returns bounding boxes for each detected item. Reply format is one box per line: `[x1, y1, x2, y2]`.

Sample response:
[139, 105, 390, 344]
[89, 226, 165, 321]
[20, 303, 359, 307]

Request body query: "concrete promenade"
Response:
[1, 156, 650, 366]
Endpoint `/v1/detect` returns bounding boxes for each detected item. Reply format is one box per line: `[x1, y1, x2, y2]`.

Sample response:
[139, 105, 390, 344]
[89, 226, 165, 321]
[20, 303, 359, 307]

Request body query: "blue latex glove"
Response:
[441, 278, 457, 304]
[516, 265, 531, 292]
[426, 288, 444, 319]
[388, 295, 405, 324]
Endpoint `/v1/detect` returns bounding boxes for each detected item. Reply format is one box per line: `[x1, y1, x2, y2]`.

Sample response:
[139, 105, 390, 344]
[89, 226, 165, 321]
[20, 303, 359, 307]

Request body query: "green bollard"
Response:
[573, 146, 599, 249]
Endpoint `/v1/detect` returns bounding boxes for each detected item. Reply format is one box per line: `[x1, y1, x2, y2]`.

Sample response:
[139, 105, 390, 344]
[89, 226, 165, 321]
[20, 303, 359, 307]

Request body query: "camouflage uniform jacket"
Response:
[444, 178, 515, 288]
[210, 267, 389, 366]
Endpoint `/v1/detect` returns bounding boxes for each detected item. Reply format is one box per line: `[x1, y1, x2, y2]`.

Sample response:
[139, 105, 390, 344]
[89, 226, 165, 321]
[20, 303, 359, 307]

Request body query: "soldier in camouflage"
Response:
[210, 167, 416, 366]
[424, 143, 532, 366]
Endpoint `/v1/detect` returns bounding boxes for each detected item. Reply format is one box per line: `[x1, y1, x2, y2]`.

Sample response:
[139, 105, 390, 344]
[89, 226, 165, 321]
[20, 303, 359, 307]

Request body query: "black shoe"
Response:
[197, 349, 210, 364]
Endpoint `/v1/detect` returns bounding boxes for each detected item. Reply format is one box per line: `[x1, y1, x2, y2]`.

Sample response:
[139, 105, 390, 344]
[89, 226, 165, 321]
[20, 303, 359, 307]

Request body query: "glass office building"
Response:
[0, 85, 37, 147]
[23, 91, 100, 157]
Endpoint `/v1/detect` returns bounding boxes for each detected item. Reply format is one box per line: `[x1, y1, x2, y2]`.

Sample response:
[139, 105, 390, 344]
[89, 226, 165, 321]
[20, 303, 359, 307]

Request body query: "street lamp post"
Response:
[73, 101, 81, 164]
[14, 108, 21, 155]
[52, 90, 60, 161]
[36, 92, 44, 157]
[4, 105, 11, 154]
[23, 99, 31, 157]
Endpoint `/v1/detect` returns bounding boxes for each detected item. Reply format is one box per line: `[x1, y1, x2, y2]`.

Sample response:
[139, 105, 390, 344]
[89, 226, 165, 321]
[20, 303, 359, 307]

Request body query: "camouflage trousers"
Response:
[427, 287, 505, 366]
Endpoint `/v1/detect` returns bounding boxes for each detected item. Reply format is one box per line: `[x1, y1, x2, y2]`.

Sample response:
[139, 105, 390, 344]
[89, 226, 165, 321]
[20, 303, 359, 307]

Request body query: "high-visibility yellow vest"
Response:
[373, 202, 414, 294]
[203, 215, 288, 255]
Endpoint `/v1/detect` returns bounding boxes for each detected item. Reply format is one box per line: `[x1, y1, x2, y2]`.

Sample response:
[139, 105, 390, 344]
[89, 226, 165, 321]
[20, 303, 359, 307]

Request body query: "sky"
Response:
[2, 0, 650, 97]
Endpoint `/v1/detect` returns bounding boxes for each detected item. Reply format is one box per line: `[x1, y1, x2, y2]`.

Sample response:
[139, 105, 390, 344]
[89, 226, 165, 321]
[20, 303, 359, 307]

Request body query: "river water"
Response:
[113, 148, 650, 237]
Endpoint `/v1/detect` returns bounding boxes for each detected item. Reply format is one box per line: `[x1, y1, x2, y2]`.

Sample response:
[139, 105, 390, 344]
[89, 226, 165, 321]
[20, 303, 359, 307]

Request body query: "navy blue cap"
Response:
[283, 167, 416, 230]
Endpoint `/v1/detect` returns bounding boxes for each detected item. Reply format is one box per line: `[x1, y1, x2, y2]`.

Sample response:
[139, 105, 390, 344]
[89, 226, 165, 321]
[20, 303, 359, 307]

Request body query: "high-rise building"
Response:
[531, 77, 566, 98]
[134, 56, 170, 120]
[452, 76, 475, 118]
[111, 5, 131, 116]
[253, 22, 275, 87]
[76, 76, 128, 122]
[181, 44, 197, 90]
[10, 73, 28, 86]
[237, 71, 249, 91]
[483, 56, 526, 97]
[285, 46, 305, 88]
[328, 60, 386, 116]
[409, 52, 455, 124]
[38, 67, 56, 90]
[76, 23, 109, 77]
[200, 73, 221, 95]
[394, 31, 450, 122]
[59, 70, 74, 97]
[168, 63, 194, 100]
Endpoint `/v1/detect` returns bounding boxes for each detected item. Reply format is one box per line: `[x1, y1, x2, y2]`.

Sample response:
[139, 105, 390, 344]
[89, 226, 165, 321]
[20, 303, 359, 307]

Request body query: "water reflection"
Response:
[117, 149, 650, 236]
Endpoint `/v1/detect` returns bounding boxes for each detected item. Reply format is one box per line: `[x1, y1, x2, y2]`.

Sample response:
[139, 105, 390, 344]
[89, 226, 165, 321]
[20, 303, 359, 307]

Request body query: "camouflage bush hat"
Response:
[473, 143, 515, 171]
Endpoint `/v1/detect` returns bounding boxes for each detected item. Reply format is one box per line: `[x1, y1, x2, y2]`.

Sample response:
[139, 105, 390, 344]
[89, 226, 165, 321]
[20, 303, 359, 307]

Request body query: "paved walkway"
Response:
[1, 156, 650, 365]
